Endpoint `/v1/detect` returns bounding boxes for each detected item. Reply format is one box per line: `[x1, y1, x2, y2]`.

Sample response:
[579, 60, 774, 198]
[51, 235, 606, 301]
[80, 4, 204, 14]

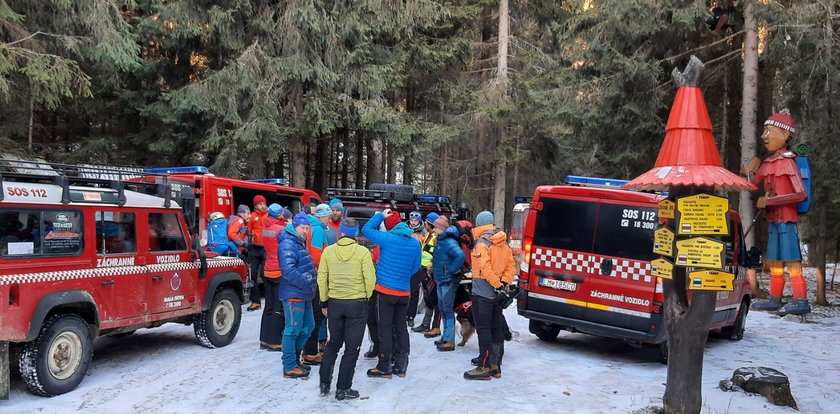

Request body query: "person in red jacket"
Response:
[328, 198, 344, 231]
[246, 195, 269, 311]
[228, 204, 250, 255]
[259, 204, 288, 351]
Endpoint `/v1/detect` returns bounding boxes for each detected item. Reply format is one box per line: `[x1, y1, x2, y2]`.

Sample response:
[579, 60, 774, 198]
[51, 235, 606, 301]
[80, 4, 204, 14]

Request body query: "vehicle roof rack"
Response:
[325, 188, 455, 211]
[0, 158, 173, 207]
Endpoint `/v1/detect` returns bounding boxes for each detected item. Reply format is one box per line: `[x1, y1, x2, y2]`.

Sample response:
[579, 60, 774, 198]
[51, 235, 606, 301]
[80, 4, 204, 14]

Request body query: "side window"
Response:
[721, 218, 741, 267]
[0, 209, 83, 257]
[149, 212, 187, 252]
[532, 198, 597, 253]
[593, 203, 657, 261]
[96, 211, 136, 255]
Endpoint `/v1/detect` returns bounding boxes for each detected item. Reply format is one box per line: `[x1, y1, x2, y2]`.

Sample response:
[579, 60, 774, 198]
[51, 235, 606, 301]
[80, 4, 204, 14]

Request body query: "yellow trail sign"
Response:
[658, 199, 675, 219]
[651, 258, 674, 280]
[688, 269, 735, 291]
[676, 193, 729, 235]
[653, 226, 675, 257]
[675, 237, 725, 269]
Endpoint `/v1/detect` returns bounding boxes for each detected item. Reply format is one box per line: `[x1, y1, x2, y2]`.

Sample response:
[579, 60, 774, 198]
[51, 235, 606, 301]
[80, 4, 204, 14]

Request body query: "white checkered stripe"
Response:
[531, 247, 652, 283]
[0, 257, 245, 286]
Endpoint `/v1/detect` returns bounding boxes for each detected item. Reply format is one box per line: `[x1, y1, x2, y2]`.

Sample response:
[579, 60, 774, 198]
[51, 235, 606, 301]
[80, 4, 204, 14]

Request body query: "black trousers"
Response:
[248, 245, 265, 304]
[375, 293, 410, 373]
[366, 292, 378, 353]
[259, 277, 284, 345]
[406, 267, 426, 320]
[473, 294, 504, 368]
[304, 286, 325, 355]
[319, 299, 368, 390]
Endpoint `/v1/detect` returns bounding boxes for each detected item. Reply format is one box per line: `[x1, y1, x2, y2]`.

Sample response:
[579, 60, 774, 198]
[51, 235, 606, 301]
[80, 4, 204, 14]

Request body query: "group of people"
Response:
[221, 194, 517, 400]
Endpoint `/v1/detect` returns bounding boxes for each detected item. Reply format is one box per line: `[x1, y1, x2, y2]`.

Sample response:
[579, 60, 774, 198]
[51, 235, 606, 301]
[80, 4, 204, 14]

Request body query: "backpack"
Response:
[208, 216, 231, 248]
[795, 155, 811, 214]
[453, 220, 474, 274]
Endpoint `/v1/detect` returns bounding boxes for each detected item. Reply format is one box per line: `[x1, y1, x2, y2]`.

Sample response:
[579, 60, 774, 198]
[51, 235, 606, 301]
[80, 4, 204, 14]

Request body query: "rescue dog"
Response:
[455, 281, 475, 346]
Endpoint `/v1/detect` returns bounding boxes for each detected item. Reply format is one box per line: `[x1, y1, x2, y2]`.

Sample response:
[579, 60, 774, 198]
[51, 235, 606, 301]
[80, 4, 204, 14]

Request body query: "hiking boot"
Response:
[406, 317, 415, 328]
[298, 363, 312, 372]
[367, 368, 393, 379]
[423, 328, 441, 338]
[302, 353, 323, 365]
[434, 339, 445, 346]
[470, 356, 480, 366]
[411, 324, 430, 333]
[247, 302, 261, 312]
[778, 299, 811, 316]
[283, 367, 309, 379]
[463, 366, 492, 380]
[752, 296, 783, 311]
[336, 389, 360, 401]
[436, 342, 455, 352]
[319, 382, 330, 397]
[393, 368, 406, 378]
[364, 347, 378, 359]
[318, 340, 327, 352]
[489, 364, 501, 378]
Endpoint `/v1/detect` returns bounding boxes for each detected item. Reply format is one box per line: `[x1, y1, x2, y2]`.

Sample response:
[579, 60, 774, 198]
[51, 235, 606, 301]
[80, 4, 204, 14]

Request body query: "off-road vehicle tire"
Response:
[369, 183, 414, 202]
[194, 287, 241, 348]
[19, 314, 94, 397]
[721, 298, 750, 341]
[529, 320, 561, 342]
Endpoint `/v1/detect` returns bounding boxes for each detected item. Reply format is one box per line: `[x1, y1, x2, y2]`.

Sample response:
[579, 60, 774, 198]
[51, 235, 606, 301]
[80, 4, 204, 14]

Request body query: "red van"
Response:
[516, 176, 752, 360]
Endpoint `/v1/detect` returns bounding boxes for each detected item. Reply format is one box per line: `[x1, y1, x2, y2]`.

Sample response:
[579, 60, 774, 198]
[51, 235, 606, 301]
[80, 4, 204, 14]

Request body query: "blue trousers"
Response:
[437, 281, 458, 343]
[281, 300, 315, 371]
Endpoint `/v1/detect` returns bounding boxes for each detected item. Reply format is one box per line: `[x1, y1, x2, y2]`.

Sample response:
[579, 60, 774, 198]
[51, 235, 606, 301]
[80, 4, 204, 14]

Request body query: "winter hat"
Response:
[267, 203, 283, 218]
[209, 211, 225, 221]
[384, 212, 402, 230]
[764, 109, 796, 133]
[329, 198, 345, 212]
[425, 212, 440, 224]
[475, 211, 494, 227]
[293, 212, 310, 228]
[282, 208, 293, 219]
[237, 204, 250, 215]
[339, 218, 359, 238]
[314, 203, 332, 218]
[253, 195, 267, 205]
[433, 215, 450, 231]
[409, 210, 422, 221]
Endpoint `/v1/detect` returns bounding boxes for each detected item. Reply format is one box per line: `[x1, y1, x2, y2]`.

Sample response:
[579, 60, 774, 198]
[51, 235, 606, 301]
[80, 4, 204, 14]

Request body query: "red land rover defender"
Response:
[516, 176, 752, 360]
[0, 161, 248, 397]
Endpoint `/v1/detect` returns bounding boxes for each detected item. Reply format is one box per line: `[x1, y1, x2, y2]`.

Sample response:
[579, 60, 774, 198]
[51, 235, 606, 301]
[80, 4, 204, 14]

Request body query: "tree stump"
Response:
[730, 366, 798, 410]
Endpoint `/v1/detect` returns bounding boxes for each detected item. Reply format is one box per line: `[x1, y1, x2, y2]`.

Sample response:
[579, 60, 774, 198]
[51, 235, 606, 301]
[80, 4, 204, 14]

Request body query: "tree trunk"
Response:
[355, 133, 365, 188]
[386, 141, 397, 183]
[367, 138, 383, 186]
[814, 191, 829, 305]
[28, 97, 34, 153]
[291, 140, 306, 188]
[403, 148, 413, 186]
[739, 0, 759, 249]
[341, 130, 350, 188]
[492, 0, 510, 229]
[493, 123, 507, 229]
[662, 187, 718, 414]
[1, 341, 8, 400]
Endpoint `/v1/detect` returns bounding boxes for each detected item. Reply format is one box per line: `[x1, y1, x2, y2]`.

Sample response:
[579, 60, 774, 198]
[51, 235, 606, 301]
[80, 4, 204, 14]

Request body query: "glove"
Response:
[321, 300, 329, 309]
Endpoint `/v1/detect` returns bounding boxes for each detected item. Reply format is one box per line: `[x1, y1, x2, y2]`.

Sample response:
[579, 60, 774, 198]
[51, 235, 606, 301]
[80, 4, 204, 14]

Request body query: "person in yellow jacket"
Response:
[317, 218, 376, 401]
[464, 211, 515, 381]
[411, 213, 442, 336]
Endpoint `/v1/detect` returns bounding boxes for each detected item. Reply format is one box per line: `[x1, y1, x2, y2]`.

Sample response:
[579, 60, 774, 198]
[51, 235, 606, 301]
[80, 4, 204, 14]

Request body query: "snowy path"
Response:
[3, 302, 839, 413]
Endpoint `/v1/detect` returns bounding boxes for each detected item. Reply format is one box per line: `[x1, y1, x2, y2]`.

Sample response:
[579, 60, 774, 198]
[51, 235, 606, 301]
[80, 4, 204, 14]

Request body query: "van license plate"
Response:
[540, 277, 577, 292]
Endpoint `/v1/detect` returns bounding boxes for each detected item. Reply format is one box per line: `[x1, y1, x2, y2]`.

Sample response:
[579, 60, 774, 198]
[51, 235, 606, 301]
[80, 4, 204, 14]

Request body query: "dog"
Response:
[455, 281, 475, 346]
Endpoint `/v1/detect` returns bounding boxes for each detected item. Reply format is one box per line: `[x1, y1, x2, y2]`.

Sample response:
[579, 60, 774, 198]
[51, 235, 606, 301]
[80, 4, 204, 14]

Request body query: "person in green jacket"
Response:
[317, 218, 376, 401]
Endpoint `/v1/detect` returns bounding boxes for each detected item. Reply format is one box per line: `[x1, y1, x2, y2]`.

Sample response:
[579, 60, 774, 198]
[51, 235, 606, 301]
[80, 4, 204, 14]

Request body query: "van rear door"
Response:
[586, 200, 657, 331]
[528, 195, 599, 321]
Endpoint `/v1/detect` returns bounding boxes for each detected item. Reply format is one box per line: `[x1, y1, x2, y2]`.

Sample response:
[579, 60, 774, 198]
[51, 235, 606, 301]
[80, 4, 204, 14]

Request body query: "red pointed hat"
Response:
[624, 56, 756, 192]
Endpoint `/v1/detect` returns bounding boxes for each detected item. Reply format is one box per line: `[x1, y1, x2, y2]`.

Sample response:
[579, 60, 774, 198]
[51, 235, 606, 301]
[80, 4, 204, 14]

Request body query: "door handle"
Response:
[152, 276, 164, 281]
[600, 258, 613, 275]
[101, 280, 115, 286]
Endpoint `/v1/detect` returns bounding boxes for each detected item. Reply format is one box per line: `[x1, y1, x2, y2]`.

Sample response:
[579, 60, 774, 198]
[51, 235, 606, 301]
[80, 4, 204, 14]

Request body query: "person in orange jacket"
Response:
[463, 211, 515, 380]
[246, 195, 269, 311]
[228, 204, 250, 255]
[259, 204, 288, 351]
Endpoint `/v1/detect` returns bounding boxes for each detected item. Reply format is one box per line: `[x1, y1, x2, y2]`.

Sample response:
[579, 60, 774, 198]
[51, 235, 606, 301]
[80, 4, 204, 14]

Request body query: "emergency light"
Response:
[565, 175, 630, 187]
[144, 166, 209, 174]
[250, 178, 289, 186]
[416, 195, 437, 202]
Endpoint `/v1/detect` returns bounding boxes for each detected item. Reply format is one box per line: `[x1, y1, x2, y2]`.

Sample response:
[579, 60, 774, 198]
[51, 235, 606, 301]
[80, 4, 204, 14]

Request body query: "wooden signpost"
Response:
[676, 193, 729, 235]
[688, 269, 735, 291]
[674, 236, 725, 269]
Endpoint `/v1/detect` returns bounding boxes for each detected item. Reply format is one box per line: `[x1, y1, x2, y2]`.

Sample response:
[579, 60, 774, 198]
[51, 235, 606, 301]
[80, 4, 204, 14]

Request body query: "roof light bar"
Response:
[143, 166, 209, 174]
[249, 178, 289, 186]
[564, 175, 629, 188]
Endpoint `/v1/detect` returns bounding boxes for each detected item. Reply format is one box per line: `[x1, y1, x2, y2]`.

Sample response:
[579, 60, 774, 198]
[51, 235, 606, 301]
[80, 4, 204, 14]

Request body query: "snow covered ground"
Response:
[3, 276, 840, 414]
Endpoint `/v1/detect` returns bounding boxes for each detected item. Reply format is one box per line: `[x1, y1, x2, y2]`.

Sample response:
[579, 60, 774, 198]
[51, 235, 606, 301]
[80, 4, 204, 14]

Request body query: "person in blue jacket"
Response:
[279, 212, 317, 379]
[302, 203, 337, 365]
[431, 215, 465, 351]
[362, 209, 421, 378]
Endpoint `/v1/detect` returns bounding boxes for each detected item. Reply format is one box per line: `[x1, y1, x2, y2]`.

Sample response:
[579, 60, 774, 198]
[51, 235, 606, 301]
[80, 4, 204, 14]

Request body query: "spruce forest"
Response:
[1, 0, 839, 284]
